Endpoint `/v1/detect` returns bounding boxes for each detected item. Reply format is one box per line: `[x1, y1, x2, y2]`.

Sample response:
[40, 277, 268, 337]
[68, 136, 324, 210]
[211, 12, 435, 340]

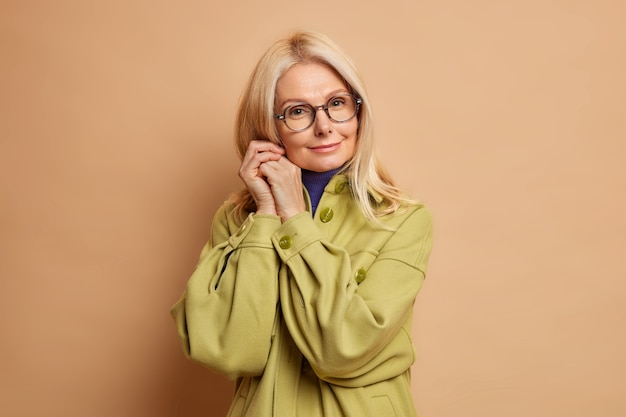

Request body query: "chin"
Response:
[308, 161, 345, 172]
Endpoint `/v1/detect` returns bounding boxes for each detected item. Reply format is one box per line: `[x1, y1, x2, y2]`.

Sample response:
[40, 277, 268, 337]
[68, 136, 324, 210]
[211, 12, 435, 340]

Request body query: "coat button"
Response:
[279, 235, 292, 249]
[319, 207, 334, 223]
[335, 181, 346, 193]
[355, 268, 367, 284]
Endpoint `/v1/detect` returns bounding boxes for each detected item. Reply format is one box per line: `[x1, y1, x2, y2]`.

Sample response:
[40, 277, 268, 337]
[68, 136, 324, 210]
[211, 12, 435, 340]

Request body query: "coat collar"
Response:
[325, 174, 385, 204]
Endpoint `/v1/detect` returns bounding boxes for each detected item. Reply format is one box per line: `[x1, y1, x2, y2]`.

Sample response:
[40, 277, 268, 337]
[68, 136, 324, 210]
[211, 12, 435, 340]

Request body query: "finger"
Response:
[275, 155, 299, 170]
[241, 143, 283, 170]
[259, 160, 301, 185]
[247, 140, 285, 155]
[241, 144, 283, 172]
[240, 154, 282, 180]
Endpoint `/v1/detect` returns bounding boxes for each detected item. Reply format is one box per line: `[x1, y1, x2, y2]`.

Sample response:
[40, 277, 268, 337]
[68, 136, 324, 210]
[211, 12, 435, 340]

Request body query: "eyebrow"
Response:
[277, 89, 351, 109]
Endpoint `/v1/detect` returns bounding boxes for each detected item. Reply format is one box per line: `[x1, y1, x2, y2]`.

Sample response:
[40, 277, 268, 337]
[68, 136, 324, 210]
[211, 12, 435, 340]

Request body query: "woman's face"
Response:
[274, 63, 358, 172]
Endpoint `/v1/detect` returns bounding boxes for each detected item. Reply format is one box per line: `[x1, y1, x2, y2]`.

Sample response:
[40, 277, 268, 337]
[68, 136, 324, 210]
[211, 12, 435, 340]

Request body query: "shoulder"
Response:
[379, 202, 433, 231]
[209, 201, 244, 243]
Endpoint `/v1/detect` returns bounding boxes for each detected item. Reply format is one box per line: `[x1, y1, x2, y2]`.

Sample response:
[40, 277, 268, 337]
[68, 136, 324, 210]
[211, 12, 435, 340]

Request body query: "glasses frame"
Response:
[274, 94, 362, 132]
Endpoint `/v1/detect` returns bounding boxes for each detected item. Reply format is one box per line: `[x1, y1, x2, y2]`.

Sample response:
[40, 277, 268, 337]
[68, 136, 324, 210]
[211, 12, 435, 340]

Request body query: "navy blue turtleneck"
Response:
[301, 167, 343, 215]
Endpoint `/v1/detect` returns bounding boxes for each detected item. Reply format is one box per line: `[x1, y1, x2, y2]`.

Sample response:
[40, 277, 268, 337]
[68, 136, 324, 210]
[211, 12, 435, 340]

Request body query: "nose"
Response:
[313, 106, 333, 136]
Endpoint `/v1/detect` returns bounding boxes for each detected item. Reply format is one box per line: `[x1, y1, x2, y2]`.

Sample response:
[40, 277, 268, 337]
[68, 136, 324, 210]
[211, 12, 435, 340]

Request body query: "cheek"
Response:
[283, 147, 296, 161]
[278, 134, 303, 158]
[340, 120, 359, 142]
[344, 124, 359, 156]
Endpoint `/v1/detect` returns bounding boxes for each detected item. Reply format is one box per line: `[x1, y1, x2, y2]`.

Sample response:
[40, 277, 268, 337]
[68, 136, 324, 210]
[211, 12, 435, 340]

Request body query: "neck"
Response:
[302, 167, 343, 215]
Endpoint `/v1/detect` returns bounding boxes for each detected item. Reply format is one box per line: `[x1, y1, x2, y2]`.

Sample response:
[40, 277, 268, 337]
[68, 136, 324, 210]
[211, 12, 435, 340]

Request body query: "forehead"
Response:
[275, 63, 347, 103]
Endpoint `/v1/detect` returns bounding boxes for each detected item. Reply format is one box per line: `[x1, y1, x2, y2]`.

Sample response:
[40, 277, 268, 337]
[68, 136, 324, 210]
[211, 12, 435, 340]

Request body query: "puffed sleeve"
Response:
[171, 204, 282, 380]
[273, 205, 433, 387]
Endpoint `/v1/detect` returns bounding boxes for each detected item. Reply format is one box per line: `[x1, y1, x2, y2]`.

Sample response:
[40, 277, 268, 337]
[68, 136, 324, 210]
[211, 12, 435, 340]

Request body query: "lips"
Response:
[310, 142, 341, 153]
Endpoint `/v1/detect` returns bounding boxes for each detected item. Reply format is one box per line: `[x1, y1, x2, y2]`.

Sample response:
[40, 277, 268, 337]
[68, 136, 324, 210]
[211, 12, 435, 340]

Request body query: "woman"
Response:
[171, 31, 433, 417]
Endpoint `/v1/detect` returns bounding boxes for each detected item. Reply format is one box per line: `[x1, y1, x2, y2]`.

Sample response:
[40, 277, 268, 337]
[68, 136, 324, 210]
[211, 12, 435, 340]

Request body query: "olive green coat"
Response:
[171, 174, 433, 417]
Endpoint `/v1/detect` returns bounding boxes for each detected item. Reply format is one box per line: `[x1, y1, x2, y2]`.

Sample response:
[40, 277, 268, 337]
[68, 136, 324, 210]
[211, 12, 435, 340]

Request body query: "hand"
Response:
[239, 140, 285, 215]
[259, 156, 306, 222]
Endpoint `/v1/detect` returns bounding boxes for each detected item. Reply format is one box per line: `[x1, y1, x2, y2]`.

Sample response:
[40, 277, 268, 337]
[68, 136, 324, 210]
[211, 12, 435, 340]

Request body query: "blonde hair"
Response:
[231, 31, 417, 223]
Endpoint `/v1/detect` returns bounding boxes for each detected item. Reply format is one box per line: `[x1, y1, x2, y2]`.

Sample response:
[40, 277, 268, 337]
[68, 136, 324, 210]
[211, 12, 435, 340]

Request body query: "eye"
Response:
[287, 105, 311, 119]
[329, 97, 347, 108]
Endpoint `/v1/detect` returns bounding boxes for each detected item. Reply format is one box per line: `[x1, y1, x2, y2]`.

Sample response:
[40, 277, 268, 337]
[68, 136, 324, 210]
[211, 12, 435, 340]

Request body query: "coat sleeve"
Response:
[170, 204, 282, 380]
[272, 205, 433, 387]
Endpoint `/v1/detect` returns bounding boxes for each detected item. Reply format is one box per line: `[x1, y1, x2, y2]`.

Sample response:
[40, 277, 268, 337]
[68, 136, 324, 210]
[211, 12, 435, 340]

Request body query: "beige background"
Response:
[1, 1, 625, 416]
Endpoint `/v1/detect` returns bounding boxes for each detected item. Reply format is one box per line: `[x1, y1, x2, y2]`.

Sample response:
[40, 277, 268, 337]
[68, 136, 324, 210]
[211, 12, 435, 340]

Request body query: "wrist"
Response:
[278, 207, 306, 223]
[256, 205, 277, 216]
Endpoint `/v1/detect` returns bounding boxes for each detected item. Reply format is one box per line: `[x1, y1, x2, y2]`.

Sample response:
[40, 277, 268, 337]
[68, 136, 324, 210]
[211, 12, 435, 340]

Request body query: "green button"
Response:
[355, 268, 367, 284]
[319, 207, 334, 223]
[279, 235, 292, 249]
[335, 181, 347, 193]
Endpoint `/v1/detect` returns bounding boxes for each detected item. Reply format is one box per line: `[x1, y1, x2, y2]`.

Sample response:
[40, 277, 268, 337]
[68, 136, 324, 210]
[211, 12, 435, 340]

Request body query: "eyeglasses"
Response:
[274, 94, 362, 132]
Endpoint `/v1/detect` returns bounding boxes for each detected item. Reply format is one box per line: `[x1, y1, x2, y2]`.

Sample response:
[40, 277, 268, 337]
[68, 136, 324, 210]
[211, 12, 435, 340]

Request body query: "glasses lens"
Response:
[284, 104, 314, 131]
[327, 95, 358, 122]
